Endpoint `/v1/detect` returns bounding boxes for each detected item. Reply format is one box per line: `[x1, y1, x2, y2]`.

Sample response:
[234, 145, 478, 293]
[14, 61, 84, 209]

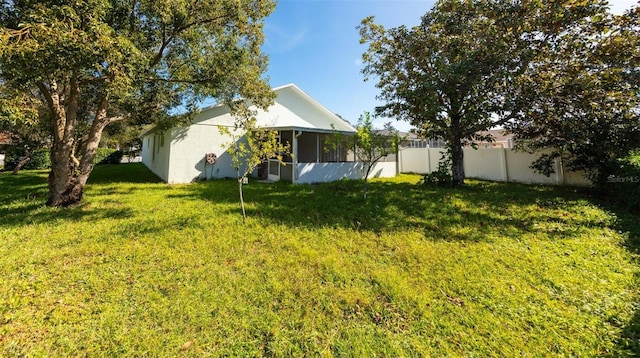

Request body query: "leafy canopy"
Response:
[0, 0, 275, 206]
[507, 6, 640, 186]
[359, 0, 607, 185]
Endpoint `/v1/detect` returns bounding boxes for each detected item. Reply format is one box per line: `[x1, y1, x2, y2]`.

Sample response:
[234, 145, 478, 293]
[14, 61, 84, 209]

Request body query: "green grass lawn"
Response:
[1, 164, 639, 356]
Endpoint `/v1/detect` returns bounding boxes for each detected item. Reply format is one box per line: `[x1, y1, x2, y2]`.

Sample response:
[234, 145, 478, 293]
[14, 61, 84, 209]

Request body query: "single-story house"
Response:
[140, 84, 397, 184]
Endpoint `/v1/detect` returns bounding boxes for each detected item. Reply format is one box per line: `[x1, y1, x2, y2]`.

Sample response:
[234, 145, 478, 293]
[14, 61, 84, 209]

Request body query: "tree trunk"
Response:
[11, 148, 31, 175]
[43, 77, 113, 207]
[449, 128, 465, 186]
[238, 174, 247, 223]
[47, 139, 83, 207]
[363, 163, 372, 199]
[47, 175, 86, 207]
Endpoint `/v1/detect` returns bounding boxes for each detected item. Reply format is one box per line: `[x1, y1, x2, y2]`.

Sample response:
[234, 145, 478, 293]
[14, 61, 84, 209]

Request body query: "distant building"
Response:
[373, 128, 512, 150]
[0, 132, 13, 147]
[472, 129, 514, 149]
[373, 130, 446, 149]
[401, 133, 447, 149]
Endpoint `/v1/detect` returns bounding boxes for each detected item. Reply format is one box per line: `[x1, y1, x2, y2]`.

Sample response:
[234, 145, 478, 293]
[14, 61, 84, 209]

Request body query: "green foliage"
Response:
[354, 111, 400, 164]
[359, 0, 609, 185]
[603, 151, 640, 212]
[0, 165, 638, 356]
[0, 0, 276, 206]
[4, 148, 50, 170]
[0, 85, 52, 167]
[95, 149, 123, 165]
[343, 111, 401, 198]
[420, 160, 453, 187]
[100, 121, 144, 154]
[220, 117, 291, 222]
[508, 6, 640, 187]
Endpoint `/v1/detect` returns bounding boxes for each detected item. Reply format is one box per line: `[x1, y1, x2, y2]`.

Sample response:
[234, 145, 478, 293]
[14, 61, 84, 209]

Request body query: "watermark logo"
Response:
[607, 175, 640, 183]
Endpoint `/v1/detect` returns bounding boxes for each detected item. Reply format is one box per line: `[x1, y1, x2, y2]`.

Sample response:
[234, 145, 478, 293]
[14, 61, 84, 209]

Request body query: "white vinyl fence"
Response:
[398, 147, 591, 186]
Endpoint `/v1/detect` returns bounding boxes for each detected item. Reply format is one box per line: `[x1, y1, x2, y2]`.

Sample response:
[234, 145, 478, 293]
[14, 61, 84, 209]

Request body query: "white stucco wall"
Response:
[255, 85, 355, 133]
[141, 130, 172, 182]
[140, 84, 358, 184]
[295, 161, 396, 184]
[165, 107, 243, 184]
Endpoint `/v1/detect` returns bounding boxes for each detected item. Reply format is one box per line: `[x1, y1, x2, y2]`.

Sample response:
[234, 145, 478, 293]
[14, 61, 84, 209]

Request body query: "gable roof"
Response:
[140, 83, 356, 138]
[262, 84, 355, 133]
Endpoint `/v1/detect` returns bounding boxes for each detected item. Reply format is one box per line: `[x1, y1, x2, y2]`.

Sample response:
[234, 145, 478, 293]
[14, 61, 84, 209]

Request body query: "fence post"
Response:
[500, 148, 508, 182]
[554, 157, 564, 185]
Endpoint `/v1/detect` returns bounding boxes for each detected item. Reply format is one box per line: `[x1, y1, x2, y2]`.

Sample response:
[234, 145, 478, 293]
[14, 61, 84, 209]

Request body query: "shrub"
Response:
[95, 148, 123, 165]
[605, 151, 640, 212]
[4, 147, 51, 170]
[420, 161, 454, 187]
[27, 149, 51, 169]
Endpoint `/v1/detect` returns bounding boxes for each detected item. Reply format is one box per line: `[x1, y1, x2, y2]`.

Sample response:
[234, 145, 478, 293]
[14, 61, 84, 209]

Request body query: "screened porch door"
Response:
[267, 159, 280, 181]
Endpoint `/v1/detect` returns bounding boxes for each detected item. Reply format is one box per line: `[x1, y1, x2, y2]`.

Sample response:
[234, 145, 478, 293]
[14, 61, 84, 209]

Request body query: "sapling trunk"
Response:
[363, 163, 373, 199]
[237, 171, 247, 223]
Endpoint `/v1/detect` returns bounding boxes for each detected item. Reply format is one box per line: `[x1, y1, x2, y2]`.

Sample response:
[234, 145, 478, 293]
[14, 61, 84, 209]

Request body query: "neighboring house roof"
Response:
[0, 131, 15, 145]
[474, 129, 514, 148]
[476, 129, 513, 142]
[141, 83, 356, 138]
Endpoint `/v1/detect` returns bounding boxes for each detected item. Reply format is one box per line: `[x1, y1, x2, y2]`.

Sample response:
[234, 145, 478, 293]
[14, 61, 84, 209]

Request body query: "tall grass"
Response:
[0, 164, 638, 356]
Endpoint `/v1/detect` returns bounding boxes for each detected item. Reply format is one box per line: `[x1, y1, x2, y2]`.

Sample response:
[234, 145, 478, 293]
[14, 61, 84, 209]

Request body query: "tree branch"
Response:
[78, 75, 109, 86]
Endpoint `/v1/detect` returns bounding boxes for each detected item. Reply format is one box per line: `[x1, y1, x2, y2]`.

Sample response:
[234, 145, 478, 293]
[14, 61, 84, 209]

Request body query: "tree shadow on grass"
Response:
[87, 163, 163, 184]
[0, 200, 135, 228]
[170, 177, 594, 241]
[3, 164, 639, 352]
[594, 199, 640, 356]
[179, 176, 640, 355]
[0, 164, 160, 229]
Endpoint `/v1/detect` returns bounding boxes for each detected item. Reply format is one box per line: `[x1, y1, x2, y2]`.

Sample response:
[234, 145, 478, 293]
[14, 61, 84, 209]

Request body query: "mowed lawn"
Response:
[0, 164, 639, 356]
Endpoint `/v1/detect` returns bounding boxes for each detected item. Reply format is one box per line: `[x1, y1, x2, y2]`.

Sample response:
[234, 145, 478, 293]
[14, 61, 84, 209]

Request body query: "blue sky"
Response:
[261, 0, 638, 132]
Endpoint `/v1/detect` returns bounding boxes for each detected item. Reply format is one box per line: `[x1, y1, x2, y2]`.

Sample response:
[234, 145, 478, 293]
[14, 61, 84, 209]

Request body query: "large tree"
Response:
[359, 0, 606, 185]
[507, 6, 640, 187]
[0, 0, 275, 206]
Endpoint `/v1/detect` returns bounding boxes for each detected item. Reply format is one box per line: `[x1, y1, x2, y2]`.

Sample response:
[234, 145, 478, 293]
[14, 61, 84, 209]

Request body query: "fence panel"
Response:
[398, 147, 590, 186]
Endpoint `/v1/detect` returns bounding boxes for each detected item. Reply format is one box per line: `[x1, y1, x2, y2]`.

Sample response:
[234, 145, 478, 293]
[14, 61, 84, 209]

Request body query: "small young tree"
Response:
[355, 112, 401, 198]
[220, 118, 290, 223]
[329, 111, 401, 198]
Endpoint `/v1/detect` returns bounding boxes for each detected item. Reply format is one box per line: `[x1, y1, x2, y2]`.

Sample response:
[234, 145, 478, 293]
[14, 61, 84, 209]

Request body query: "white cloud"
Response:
[264, 24, 308, 53]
